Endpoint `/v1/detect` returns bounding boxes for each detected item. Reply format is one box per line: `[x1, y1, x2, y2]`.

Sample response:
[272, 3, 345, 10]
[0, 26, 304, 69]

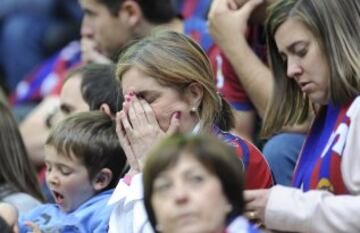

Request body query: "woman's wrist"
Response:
[126, 168, 141, 177]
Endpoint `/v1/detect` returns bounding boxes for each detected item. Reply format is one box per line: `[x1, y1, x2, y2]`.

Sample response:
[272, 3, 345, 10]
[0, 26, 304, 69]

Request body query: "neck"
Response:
[137, 17, 183, 37]
[156, 17, 184, 33]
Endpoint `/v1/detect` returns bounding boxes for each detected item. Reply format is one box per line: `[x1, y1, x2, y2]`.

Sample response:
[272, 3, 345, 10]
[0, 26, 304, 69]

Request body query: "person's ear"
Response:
[99, 103, 112, 117]
[184, 83, 204, 110]
[92, 168, 113, 191]
[119, 0, 143, 28]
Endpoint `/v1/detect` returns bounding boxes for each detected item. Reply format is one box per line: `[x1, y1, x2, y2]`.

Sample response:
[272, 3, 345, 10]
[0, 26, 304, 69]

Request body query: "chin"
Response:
[309, 93, 329, 105]
[60, 205, 77, 213]
[175, 225, 210, 233]
[59, 206, 69, 213]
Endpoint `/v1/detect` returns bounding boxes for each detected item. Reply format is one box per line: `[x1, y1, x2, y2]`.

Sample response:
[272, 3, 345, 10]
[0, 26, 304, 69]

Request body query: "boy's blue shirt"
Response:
[19, 189, 114, 233]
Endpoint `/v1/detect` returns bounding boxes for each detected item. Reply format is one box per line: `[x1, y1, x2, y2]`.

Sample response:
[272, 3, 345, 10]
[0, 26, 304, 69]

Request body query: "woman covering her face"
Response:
[115, 30, 271, 188]
[244, 0, 360, 232]
[143, 134, 260, 233]
[107, 31, 272, 233]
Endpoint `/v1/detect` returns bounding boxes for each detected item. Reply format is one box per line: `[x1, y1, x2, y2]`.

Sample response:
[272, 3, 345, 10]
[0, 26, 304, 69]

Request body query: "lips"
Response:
[299, 81, 312, 93]
[176, 212, 197, 224]
[52, 190, 65, 206]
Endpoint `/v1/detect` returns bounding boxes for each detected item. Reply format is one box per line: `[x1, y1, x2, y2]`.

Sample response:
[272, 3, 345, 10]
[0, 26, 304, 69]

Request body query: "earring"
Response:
[190, 106, 198, 113]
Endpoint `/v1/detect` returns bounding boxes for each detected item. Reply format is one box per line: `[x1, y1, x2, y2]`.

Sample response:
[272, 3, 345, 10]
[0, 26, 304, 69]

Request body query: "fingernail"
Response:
[175, 111, 181, 119]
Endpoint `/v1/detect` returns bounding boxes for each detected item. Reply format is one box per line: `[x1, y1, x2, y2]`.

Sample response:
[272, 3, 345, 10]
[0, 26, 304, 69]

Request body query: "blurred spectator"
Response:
[208, 0, 310, 185]
[176, 0, 213, 19]
[0, 0, 82, 93]
[143, 134, 260, 233]
[0, 100, 44, 214]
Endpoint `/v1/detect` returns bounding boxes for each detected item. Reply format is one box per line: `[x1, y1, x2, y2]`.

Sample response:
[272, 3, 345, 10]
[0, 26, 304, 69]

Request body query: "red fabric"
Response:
[239, 140, 273, 189]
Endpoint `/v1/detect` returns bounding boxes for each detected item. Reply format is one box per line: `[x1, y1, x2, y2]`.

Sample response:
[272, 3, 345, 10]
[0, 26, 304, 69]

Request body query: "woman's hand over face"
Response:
[116, 94, 180, 175]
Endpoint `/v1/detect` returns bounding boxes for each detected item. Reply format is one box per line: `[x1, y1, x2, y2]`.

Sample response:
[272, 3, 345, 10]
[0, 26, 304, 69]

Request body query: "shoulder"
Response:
[3, 192, 42, 215]
[215, 129, 260, 154]
[19, 203, 59, 230]
[22, 203, 58, 217]
[77, 189, 115, 215]
[214, 128, 273, 188]
[226, 216, 261, 233]
[75, 190, 115, 231]
[347, 96, 360, 119]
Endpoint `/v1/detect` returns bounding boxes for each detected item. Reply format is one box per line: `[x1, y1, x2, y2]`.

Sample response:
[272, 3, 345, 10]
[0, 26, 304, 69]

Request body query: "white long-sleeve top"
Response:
[265, 96, 360, 233]
[107, 174, 153, 233]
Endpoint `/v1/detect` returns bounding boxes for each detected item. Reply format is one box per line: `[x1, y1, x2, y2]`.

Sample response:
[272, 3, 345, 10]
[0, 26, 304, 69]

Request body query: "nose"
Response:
[81, 17, 93, 38]
[46, 170, 60, 187]
[286, 58, 303, 79]
[174, 184, 189, 205]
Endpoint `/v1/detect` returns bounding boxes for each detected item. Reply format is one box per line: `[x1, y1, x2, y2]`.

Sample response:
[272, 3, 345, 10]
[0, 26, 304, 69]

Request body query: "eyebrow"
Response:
[286, 41, 307, 52]
[278, 40, 308, 57]
[44, 159, 64, 166]
[83, 9, 96, 16]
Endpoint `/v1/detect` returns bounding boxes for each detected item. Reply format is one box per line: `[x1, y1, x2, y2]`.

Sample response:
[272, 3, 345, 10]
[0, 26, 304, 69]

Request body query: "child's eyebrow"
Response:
[44, 160, 72, 169]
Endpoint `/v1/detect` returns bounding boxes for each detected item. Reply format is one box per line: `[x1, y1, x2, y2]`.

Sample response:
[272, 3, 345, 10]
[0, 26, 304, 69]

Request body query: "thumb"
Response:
[243, 190, 256, 203]
[166, 111, 181, 135]
[236, 0, 264, 20]
[24, 221, 40, 232]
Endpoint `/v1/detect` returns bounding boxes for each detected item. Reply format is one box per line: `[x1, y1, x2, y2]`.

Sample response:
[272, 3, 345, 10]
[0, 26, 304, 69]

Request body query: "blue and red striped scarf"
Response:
[178, 0, 212, 19]
[292, 99, 357, 194]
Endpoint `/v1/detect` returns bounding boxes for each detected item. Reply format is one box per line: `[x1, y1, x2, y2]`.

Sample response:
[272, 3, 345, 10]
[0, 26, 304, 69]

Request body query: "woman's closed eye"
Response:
[153, 178, 173, 194]
[145, 96, 157, 104]
[136, 92, 159, 104]
[141, 94, 157, 104]
[293, 42, 309, 58]
[295, 48, 307, 57]
[187, 173, 206, 186]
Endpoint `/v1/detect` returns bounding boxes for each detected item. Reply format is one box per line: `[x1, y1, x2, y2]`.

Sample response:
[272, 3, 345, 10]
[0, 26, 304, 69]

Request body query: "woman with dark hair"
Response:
[0, 100, 44, 214]
[143, 134, 260, 233]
